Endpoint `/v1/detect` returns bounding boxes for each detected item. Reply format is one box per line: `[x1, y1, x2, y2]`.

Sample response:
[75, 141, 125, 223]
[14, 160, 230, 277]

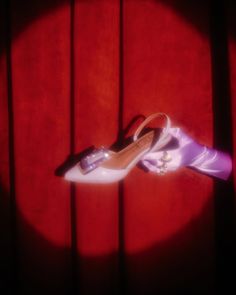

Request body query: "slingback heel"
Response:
[64, 112, 172, 183]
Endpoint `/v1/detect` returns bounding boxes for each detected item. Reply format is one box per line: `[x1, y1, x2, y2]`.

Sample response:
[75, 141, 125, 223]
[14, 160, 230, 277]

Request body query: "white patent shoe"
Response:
[64, 113, 172, 184]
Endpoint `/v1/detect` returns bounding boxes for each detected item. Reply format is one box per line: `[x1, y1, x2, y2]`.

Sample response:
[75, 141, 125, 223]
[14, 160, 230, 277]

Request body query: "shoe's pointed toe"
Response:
[64, 163, 128, 184]
[64, 164, 83, 182]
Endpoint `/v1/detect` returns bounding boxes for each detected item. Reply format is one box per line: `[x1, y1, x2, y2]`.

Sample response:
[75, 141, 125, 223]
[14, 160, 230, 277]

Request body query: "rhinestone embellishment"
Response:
[79, 147, 110, 174]
[157, 151, 172, 175]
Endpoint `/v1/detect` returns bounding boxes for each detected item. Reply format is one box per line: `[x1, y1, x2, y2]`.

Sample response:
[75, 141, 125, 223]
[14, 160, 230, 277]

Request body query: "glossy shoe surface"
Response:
[64, 164, 129, 184]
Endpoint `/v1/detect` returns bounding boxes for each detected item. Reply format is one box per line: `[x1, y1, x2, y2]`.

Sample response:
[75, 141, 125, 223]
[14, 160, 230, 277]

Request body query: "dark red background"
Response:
[0, 0, 235, 294]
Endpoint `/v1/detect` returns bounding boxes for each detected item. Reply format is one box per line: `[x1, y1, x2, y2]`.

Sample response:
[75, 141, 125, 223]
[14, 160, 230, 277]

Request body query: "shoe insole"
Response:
[102, 131, 156, 170]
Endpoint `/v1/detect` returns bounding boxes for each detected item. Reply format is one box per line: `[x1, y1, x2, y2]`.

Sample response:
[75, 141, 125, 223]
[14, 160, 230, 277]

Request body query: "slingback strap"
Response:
[133, 112, 172, 152]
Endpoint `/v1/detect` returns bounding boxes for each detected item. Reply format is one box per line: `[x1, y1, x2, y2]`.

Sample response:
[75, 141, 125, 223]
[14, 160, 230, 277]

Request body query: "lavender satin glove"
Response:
[141, 128, 232, 180]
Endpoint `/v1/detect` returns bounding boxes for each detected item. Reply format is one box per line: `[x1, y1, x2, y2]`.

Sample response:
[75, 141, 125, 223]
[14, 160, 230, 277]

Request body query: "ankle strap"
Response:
[133, 112, 172, 152]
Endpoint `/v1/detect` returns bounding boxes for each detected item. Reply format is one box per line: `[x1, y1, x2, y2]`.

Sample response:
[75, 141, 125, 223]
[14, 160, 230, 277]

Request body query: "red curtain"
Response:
[0, 0, 235, 294]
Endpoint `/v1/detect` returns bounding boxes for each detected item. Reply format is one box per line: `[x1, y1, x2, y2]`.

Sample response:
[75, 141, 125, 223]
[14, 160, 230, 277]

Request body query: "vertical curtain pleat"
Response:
[73, 1, 120, 294]
[228, 2, 236, 187]
[210, 0, 235, 293]
[9, 0, 72, 293]
[0, 1, 13, 293]
[122, 1, 215, 294]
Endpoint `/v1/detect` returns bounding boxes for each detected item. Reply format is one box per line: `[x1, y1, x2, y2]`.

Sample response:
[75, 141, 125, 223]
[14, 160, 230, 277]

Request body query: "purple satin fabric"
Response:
[182, 140, 232, 180]
[141, 128, 232, 180]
